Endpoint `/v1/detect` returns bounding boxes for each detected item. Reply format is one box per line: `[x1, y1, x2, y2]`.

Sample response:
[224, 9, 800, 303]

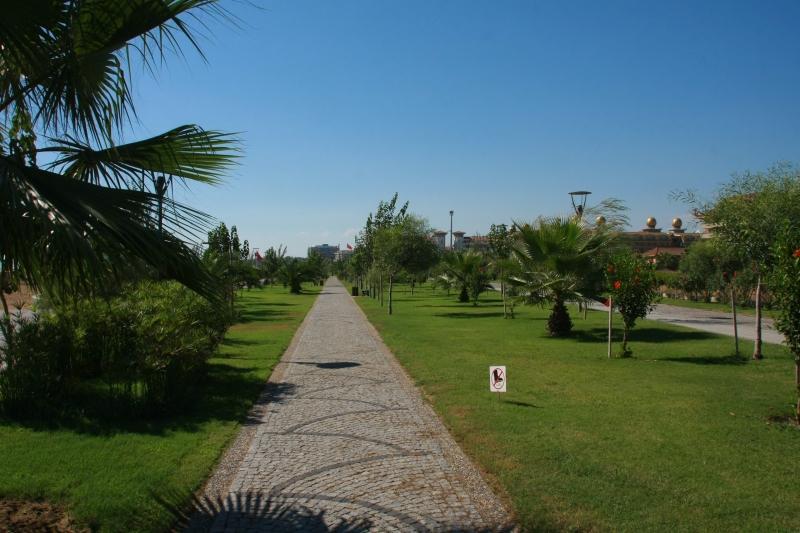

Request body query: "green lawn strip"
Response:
[355, 283, 799, 532]
[0, 284, 319, 531]
[660, 296, 779, 319]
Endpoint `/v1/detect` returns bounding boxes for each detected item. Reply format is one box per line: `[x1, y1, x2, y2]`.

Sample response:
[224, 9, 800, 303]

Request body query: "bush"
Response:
[0, 314, 74, 414]
[0, 281, 230, 417]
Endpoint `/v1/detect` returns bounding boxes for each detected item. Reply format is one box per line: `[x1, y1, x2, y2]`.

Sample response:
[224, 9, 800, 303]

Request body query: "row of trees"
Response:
[338, 196, 659, 356]
[678, 164, 800, 422]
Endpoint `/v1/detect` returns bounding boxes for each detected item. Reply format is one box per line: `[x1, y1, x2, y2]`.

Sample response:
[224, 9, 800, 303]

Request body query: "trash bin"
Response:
[351, 286, 359, 296]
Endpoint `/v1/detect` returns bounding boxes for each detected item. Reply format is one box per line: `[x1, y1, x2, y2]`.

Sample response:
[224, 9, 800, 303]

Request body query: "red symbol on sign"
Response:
[491, 368, 505, 389]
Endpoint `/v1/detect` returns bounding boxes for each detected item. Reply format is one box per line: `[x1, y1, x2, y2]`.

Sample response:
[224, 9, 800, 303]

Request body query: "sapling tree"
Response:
[607, 249, 659, 357]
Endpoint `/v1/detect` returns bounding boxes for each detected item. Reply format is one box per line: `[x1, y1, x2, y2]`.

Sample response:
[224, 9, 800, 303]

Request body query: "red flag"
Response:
[254, 251, 263, 262]
[346, 243, 353, 250]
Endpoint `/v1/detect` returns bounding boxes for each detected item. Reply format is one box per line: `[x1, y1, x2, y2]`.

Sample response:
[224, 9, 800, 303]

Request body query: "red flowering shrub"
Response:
[607, 250, 659, 357]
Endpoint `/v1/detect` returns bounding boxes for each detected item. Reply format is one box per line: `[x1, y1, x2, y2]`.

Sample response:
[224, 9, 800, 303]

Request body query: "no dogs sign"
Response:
[489, 366, 506, 393]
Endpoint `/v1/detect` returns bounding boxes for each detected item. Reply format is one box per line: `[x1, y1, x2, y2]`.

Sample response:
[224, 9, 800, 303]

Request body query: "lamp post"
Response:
[568, 190, 591, 220]
[449, 210, 454, 250]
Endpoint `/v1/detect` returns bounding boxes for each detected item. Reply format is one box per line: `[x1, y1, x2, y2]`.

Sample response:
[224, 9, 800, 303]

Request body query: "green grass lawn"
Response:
[355, 283, 799, 532]
[0, 284, 319, 531]
[660, 296, 779, 319]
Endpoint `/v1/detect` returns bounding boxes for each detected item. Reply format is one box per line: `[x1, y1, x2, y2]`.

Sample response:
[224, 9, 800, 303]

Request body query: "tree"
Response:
[279, 258, 309, 294]
[487, 223, 514, 318]
[372, 215, 438, 314]
[305, 250, 329, 285]
[770, 223, 800, 424]
[261, 245, 287, 285]
[510, 217, 613, 336]
[606, 249, 659, 357]
[678, 240, 719, 302]
[354, 194, 409, 303]
[441, 251, 492, 306]
[0, 1, 238, 313]
[681, 164, 800, 359]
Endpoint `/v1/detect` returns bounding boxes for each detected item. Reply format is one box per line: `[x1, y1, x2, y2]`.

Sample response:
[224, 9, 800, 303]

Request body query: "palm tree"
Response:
[441, 251, 493, 306]
[0, 0, 238, 311]
[510, 217, 613, 336]
[279, 258, 309, 294]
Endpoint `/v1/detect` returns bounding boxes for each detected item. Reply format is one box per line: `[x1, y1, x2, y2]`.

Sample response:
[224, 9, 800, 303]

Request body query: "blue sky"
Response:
[131, 0, 800, 256]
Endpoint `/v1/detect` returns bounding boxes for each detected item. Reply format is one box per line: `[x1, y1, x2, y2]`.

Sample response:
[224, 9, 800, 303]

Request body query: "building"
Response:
[334, 248, 354, 262]
[462, 235, 490, 252]
[452, 231, 466, 250]
[432, 230, 447, 250]
[618, 217, 702, 257]
[307, 243, 339, 260]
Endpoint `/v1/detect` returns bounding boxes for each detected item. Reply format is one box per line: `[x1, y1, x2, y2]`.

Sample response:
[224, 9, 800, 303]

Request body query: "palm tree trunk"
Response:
[388, 276, 393, 315]
[0, 290, 9, 318]
[753, 273, 763, 360]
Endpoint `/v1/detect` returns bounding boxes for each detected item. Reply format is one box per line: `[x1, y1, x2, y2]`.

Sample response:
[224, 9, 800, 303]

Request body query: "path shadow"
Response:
[660, 354, 749, 366]
[155, 491, 373, 532]
[156, 490, 516, 533]
[502, 400, 541, 409]
[572, 327, 718, 344]
[239, 308, 292, 323]
[433, 311, 506, 319]
[1, 364, 298, 437]
[292, 361, 362, 369]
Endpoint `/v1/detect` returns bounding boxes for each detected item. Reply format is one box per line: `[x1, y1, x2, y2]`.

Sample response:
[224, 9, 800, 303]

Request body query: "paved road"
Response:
[586, 301, 785, 345]
[192, 279, 511, 532]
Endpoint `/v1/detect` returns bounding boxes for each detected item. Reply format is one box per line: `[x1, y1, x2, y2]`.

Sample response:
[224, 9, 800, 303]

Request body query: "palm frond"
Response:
[1, 155, 220, 302]
[5, 0, 231, 142]
[46, 125, 240, 187]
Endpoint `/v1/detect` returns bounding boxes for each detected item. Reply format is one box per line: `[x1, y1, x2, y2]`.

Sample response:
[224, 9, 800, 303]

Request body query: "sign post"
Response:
[489, 366, 506, 393]
[607, 297, 613, 359]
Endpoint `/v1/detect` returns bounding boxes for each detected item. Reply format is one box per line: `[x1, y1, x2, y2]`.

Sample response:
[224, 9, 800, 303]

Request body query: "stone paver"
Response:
[193, 278, 512, 532]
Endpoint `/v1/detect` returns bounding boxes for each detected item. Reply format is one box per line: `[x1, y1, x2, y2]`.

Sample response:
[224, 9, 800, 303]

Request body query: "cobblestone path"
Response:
[195, 279, 511, 532]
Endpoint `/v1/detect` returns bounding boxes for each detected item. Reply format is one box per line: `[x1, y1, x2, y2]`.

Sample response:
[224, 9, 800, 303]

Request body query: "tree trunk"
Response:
[795, 358, 800, 425]
[621, 326, 630, 357]
[0, 290, 9, 318]
[388, 276, 393, 315]
[753, 273, 763, 360]
[410, 280, 414, 295]
[731, 287, 739, 356]
[379, 276, 384, 307]
[501, 279, 507, 319]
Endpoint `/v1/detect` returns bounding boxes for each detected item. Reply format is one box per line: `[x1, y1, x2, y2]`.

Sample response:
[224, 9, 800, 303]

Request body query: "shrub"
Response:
[0, 281, 230, 417]
[607, 250, 659, 357]
[0, 314, 74, 415]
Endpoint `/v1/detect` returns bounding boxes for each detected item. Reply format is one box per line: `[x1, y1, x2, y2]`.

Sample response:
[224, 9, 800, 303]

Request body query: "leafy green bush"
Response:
[0, 314, 74, 414]
[0, 281, 230, 417]
[607, 250, 660, 357]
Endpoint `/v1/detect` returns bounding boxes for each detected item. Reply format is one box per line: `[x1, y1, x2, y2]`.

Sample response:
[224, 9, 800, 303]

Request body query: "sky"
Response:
[129, 0, 800, 256]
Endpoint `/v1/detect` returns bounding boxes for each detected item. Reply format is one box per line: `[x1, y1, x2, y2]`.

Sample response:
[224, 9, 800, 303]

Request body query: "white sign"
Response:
[489, 366, 506, 393]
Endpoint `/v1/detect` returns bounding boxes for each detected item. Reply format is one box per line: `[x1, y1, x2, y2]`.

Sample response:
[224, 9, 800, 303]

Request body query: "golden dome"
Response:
[672, 217, 683, 229]
[595, 215, 606, 226]
[646, 217, 657, 228]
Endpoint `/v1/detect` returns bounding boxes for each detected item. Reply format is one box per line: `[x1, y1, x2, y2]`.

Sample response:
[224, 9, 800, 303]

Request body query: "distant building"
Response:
[463, 235, 490, 252]
[334, 248, 354, 261]
[452, 231, 466, 250]
[618, 217, 702, 257]
[432, 230, 447, 250]
[308, 243, 339, 260]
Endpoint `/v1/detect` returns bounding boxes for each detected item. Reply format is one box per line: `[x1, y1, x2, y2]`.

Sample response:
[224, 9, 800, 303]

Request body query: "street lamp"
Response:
[568, 191, 591, 220]
[449, 210, 454, 250]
